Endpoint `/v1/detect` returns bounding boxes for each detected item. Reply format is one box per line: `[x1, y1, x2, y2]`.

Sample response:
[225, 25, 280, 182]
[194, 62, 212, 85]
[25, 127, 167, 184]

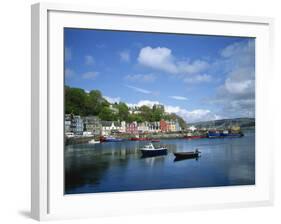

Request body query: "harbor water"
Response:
[65, 129, 255, 194]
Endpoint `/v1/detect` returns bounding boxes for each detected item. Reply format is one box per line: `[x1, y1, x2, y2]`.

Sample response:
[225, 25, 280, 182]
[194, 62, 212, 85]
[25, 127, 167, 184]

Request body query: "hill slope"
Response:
[188, 118, 255, 129]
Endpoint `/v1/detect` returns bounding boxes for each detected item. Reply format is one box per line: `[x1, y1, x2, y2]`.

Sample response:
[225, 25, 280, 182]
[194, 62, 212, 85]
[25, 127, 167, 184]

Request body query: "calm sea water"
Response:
[65, 129, 255, 194]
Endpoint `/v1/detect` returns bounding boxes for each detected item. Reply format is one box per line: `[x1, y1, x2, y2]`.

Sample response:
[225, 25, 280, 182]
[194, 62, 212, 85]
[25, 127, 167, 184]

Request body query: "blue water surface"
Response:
[65, 130, 255, 194]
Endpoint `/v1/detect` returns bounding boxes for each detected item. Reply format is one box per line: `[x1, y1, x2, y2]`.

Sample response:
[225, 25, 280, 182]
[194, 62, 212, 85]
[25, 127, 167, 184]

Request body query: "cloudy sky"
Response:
[64, 28, 255, 123]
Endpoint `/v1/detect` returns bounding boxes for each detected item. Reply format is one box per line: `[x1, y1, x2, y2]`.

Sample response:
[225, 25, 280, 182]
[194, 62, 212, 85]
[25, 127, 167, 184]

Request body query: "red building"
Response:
[126, 122, 138, 134]
[160, 119, 168, 132]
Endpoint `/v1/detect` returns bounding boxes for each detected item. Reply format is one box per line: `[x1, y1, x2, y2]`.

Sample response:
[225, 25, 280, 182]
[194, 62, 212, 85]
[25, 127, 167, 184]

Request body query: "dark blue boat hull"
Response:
[140, 149, 167, 157]
[221, 133, 243, 138]
[208, 132, 243, 138]
[208, 133, 221, 138]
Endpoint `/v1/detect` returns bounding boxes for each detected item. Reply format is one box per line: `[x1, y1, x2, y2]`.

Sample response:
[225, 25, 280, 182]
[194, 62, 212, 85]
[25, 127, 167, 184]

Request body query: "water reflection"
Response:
[65, 130, 255, 194]
[174, 156, 200, 162]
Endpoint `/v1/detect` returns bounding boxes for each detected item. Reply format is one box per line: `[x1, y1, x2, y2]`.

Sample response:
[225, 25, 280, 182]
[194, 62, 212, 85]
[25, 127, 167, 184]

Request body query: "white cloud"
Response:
[225, 79, 253, 95]
[169, 96, 188, 101]
[119, 50, 130, 62]
[125, 85, 151, 94]
[127, 100, 161, 108]
[126, 99, 219, 123]
[125, 74, 156, 83]
[138, 47, 178, 74]
[184, 74, 212, 84]
[65, 47, 72, 61]
[82, 71, 99, 80]
[104, 96, 121, 104]
[220, 40, 254, 59]
[177, 60, 209, 74]
[165, 106, 221, 123]
[85, 55, 95, 65]
[137, 46, 209, 76]
[213, 40, 255, 117]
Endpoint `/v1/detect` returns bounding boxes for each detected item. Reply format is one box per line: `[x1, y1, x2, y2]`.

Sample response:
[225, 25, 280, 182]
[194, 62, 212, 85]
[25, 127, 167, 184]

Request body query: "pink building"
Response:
[126, 121, 138, 134]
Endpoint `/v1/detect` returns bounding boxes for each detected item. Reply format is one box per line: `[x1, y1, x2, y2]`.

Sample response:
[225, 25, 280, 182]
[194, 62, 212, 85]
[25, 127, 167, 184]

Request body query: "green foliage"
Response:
[116, 102, 129, 121]
[98, 107, 117, 121]
[85, 90, 106, 115]
[152, 104, 164, 121]
[65, 86, 87, 115]
[128, 114, 144, 123]
[139, 105, 153, 122]
[65, 86, 187, 127]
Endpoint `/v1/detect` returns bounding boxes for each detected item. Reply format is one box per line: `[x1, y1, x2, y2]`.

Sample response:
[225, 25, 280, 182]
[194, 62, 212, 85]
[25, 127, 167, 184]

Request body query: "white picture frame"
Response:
[31, 2, 274, 221]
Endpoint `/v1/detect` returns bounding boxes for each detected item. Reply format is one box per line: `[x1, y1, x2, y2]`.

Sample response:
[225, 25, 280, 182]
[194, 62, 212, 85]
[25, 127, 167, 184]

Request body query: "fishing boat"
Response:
[207, 131, 222, 138]
[140, 143, 167, 157]
[220, 130, 244, 138]
[174, 149, 201, 159]
[208, 130, 244, 138]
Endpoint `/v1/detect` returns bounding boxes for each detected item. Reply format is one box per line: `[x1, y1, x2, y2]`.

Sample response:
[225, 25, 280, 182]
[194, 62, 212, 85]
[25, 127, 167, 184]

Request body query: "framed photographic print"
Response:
[31, 2, 274, 221]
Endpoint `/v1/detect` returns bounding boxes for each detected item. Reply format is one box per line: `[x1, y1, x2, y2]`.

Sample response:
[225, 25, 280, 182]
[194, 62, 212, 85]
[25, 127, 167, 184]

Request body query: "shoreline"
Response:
[65, 127, 254, 145]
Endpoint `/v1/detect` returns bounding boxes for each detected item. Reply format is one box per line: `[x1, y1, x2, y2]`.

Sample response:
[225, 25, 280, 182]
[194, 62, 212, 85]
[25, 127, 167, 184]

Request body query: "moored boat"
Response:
[221, 132, 244, 138]
[88, 139, 100, 144]
[174, 149, 201, 159]
[207, 131, 222, 138]
[208, 130, 244, 138]
[140, 143, 167, 157]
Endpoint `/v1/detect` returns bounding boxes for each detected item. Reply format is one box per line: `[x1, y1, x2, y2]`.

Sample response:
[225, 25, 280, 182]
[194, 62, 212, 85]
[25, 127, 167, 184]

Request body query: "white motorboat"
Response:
[140, 143, 167, 157]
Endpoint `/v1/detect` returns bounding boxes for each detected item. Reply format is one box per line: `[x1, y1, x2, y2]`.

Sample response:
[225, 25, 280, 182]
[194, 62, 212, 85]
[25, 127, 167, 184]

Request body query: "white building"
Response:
[188, 125, 197, 132]
[101, 121, 122, 136]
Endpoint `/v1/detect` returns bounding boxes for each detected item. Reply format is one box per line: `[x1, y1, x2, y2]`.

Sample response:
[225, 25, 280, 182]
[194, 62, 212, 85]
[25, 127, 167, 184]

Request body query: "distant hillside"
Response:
[188, 118, 255, 129]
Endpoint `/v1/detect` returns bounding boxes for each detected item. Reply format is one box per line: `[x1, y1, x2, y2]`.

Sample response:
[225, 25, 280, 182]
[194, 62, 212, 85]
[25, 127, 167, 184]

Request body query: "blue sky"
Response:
[65, 28, 255, 123]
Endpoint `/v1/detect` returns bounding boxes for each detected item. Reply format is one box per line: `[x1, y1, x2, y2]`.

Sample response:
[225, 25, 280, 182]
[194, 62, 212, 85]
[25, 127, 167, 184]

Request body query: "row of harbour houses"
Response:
[65, 114, 182, 136]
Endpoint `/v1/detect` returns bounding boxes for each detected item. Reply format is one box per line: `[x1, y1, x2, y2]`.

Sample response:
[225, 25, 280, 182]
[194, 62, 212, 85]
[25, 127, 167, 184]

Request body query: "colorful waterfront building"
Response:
[101, 121, 122, 136]
[65, 114, 72, 133]
[167, 121, 176, 132]
[148, 121, 160, 133]
[160, 119, 169, 132]
[138, 121, 149, 133]
[71, 115, 84, 135]
[188, 125, 197, 132]
[120, 121, 127, 133]
[83, 116, 101, 135]
[175, 120, 182, 132]
[126, 121, 138, 134]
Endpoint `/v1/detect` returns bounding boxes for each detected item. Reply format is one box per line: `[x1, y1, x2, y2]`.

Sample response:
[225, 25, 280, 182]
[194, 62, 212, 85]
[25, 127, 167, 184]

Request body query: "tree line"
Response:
[65, 86, 187, 129]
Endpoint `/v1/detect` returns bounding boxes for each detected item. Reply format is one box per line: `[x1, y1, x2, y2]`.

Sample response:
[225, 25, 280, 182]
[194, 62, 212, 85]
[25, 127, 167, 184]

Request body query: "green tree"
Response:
[128, 113, 144, 123]
[98, 107, 116, 121]
[117, 102, 129, 121]
[85, 90, 106, 115]
[65, 86, 87, 115]
[139, 105, 153, 121]
[152, 104, 165, 121]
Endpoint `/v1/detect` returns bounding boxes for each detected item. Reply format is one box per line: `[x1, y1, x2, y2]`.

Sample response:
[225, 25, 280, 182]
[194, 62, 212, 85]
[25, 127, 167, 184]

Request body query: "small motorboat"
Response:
[140, 143, 167, 157]
[88, 139, 100, 144]
[174, 149, 201, 160]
